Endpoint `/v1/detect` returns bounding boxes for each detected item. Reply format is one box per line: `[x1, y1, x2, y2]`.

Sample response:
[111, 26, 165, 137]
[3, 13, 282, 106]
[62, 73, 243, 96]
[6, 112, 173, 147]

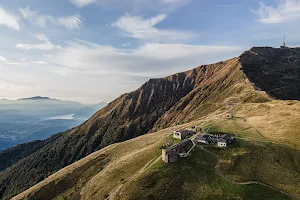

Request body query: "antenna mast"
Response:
[281, 35, 287, 48]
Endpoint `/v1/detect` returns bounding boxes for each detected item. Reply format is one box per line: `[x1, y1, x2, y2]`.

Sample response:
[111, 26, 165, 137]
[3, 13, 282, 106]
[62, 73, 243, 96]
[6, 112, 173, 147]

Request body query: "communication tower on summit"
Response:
[280, 35, 288, 48]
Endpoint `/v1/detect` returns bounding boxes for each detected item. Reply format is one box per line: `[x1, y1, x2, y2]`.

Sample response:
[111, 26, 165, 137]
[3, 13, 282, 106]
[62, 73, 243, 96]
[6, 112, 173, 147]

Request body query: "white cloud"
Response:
[0, 38, 243, 104]
[69, 0, 98, 8]
[1, 56, 49, 67]
[19, 6, 54, 27]
[0, 56, 6, 61]
[19, 6, 82, 29]
[16, 34, 62, 51]
[16, 43, 60, 50]
[57, 15, 82, 29]
[32, 61, 49, 65]
[161, 0, 185, 3]
[253, 0, 300, 24]
[35, 34, 49, 42]
[0, 6, 20, 31]
[7, 62, 27, 67]
[112, 13, 195, 41]
[134, 43, 242, 59]
[0, 80, 31, 92]
[43, 55, 54, 59]
[69, 0, 190, 11]
[121, 43, 131, 47]
[50, 39, 242, 78]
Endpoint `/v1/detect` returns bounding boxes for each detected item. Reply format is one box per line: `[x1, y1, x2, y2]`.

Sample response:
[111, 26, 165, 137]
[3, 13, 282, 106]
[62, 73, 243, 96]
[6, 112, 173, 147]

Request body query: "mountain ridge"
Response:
[1, 46, 299, 199]
[18, 96, 52, 100]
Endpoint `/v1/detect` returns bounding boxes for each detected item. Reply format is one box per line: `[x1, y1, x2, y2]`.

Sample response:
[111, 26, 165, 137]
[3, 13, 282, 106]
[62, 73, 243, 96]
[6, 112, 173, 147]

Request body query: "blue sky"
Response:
[0, 0, 300, 103]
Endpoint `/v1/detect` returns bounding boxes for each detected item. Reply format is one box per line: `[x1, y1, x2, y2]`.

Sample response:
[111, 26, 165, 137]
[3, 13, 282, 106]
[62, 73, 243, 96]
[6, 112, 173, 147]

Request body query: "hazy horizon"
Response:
[0, 95, 107, 104]
[1, 0, 300, 103]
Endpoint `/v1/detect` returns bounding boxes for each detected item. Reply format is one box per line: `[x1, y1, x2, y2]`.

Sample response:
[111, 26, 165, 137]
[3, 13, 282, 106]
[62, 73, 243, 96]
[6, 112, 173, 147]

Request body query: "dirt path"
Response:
[181, 138, 196, 157]
[200, 146, 299, 200]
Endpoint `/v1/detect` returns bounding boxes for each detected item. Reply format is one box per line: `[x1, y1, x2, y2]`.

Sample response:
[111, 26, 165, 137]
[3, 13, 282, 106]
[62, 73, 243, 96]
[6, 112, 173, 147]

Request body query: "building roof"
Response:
[175, 129, 196, 135]
[222, 134, 233, 141]
[217, 139, 227, 143]
[196, 133, 209, 140]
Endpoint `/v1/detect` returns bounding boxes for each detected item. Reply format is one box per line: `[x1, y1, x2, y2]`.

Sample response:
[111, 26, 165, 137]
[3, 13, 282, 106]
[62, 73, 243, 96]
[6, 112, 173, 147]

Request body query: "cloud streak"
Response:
[0, 6, 20, 30]
[68, 0, 98, 8]
[253, 0, 300, 24]
[68, 0, 190, 12]
[31, 61, 49, 65]
[112, 13, 195, 41]
[1, 56, 49, 67]
[57, 15, 82, 29]
[48, 39, 242, 78]
[0, 56, 6, 61]
[16, 34, 62, 50]
[0, 80, 32, 92]
[19, 6, 54, 27]
[19, 6, 82, 29]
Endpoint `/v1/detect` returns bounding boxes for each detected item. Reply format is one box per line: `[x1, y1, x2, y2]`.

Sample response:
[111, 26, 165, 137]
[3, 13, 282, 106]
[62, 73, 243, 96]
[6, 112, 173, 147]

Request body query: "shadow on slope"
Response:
[240, 47, 300, 100]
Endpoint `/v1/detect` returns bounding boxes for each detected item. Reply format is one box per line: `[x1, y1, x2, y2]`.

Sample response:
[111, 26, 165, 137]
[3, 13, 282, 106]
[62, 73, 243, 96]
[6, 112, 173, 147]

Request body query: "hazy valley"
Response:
[0, 97, 106, 150]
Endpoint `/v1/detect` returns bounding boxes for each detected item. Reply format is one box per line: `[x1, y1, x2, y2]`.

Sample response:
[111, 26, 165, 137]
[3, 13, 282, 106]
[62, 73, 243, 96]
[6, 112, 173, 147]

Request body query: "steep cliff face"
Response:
[1, 47, 299, 199]
[152, 58, 250, 130]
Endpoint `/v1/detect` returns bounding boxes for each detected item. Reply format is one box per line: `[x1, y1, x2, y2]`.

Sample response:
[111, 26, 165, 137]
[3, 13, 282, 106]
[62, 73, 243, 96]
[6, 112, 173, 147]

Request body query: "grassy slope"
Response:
[206, 139, 300, 198]
[12, 125, 178, 200]
[237, 100, 300, 149]
[202, 99, 300, 150]
[12, 100, 300, 200]
[121, 146, 292, 200]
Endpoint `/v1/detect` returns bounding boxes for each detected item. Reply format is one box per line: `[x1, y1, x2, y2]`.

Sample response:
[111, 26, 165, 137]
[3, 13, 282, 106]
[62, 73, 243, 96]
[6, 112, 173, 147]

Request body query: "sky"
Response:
[0, 0, 300, 104]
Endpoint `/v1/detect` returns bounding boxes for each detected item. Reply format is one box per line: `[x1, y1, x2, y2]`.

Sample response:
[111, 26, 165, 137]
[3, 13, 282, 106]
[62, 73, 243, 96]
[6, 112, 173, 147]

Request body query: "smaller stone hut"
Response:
[162, 139, 190, 163]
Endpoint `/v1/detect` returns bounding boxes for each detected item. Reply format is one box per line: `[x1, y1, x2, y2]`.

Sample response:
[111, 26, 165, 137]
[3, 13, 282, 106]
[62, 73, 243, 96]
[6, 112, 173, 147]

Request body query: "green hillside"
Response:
[123, 145, 293, 200]
[12, 115, 300, 200]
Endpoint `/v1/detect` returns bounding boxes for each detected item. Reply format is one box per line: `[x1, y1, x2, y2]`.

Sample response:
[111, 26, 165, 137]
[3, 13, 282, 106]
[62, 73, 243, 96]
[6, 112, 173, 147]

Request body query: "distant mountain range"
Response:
[18, 96, 52, 100]
[0, 97, 107, 151]
[0, 97, 83, 117]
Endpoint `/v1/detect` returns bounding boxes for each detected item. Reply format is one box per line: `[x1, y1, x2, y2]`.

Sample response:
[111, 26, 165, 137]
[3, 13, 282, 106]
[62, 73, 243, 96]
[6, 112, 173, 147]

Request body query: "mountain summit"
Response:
[18, 96, 52, 100]
[240, 47, 300, 100]
[1, 47, 300, 199]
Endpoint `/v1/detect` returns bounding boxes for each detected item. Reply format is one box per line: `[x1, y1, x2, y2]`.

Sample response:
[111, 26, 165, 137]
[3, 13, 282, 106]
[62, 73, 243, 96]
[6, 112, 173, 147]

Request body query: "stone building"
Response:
[162, 139, 191, 163]
[173, 129, 196, 140]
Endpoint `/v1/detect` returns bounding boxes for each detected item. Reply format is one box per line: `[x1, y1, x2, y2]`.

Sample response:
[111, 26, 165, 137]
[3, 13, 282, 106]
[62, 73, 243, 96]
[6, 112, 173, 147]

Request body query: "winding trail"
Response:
[181, 138, 196, 157]
[200, 146, 300, 200]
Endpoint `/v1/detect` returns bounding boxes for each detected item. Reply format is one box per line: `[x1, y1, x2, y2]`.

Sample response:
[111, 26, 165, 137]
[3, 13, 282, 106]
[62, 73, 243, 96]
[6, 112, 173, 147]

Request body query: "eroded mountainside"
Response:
[1, 47, 300, 199]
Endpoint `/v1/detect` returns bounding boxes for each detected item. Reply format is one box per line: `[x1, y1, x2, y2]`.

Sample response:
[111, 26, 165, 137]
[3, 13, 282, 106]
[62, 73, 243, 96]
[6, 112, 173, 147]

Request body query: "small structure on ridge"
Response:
[280, 35, 289, 49]
[173, 129, 196, 140]
[162, 139, 191, 163]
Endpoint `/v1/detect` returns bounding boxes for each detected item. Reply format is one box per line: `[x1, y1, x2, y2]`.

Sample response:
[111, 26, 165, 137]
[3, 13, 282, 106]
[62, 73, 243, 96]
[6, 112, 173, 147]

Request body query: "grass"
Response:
[12, 126, 179, 200]
[205, 139, 300, 198]
[12, 107, 300, 200]
[235, 100, 300, 149]
[121, 146, 292, 200]
[164, 134, 182, 146]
